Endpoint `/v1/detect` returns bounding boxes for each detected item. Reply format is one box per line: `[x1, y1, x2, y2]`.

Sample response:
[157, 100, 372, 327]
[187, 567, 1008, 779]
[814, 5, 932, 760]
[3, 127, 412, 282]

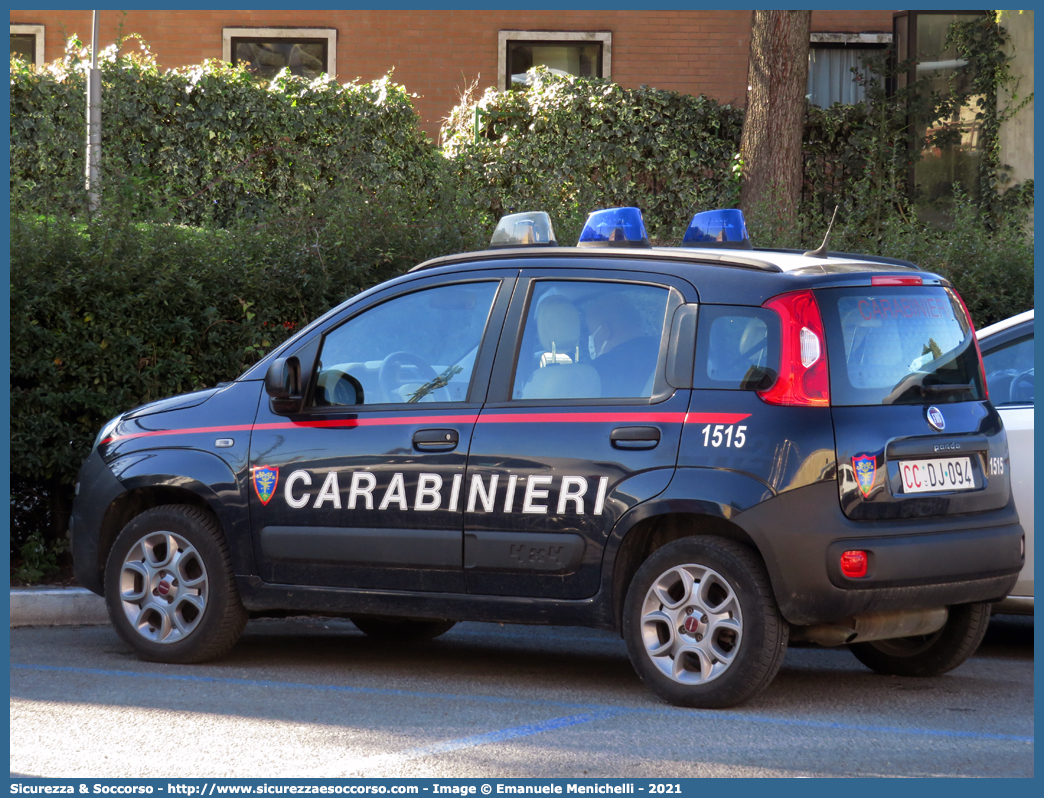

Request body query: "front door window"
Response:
[314, 282, 500, 406]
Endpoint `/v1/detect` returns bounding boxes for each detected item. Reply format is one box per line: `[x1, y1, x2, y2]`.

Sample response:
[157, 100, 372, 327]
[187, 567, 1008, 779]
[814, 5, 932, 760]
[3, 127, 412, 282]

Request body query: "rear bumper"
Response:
[734, 481, 1023, 625]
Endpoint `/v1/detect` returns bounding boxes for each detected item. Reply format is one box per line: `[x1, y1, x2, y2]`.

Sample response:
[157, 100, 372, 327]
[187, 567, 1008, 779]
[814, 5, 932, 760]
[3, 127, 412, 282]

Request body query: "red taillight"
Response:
[871, 275, 923, 286]
[840, 550, 868, 578]
[759, 289, 830, 407]
[952, 289, 989, 399]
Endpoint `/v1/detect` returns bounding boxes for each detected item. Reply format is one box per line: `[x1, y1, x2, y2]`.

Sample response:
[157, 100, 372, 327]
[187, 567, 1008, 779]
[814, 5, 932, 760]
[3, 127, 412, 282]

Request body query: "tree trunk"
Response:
[740, 10, 812, 236]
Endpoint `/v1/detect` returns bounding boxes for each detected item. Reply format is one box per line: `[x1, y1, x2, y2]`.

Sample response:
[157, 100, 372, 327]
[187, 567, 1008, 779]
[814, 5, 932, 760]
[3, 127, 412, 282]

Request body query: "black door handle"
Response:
[610, 426, 661, 450]
[413, 428, 459, 451]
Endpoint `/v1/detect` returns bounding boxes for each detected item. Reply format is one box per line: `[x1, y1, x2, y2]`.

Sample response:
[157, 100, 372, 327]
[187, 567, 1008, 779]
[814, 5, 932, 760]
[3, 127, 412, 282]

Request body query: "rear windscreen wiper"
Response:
[884, 374, 974, 404]
[918, 383, 974, 396]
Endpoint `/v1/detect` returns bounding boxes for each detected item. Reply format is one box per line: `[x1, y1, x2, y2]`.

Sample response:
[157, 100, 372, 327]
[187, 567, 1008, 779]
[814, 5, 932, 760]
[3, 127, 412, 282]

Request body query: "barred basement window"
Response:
[498, 31, 612, 91]
[223, 27, 337, 81]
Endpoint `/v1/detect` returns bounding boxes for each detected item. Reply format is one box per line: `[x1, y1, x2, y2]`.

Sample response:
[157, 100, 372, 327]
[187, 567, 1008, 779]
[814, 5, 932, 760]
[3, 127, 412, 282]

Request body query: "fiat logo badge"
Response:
[683, 616, 701, 634]
[926, 406, 946, 432]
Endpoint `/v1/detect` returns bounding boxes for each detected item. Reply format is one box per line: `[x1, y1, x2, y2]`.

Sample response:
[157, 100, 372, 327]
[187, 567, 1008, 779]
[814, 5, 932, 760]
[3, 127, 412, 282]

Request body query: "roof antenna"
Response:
[803, 206, 838, 259]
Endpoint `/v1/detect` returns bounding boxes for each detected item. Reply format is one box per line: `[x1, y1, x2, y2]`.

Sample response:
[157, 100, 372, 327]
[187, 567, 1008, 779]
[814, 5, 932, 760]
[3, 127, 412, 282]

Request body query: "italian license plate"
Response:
[898, 457, 976, 493]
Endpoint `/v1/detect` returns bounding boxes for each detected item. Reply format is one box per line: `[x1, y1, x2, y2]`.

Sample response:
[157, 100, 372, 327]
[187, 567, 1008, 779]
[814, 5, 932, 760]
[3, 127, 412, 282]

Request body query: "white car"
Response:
[978, 309, 1034, 614]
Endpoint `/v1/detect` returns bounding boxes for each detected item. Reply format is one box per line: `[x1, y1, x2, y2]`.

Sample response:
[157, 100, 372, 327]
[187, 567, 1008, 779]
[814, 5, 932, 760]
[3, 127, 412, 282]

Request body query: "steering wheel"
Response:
[315, 369, 364, 407]
[378, 351, 451, 403]
[1010, 368, 1034, 404]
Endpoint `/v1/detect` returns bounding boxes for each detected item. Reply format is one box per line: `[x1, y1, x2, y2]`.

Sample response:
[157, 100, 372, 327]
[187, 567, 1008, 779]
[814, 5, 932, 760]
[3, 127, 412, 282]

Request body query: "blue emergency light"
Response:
[682, 209, 752, 249]
[489, 211, 558, 248]
[577, 207, 651, 248]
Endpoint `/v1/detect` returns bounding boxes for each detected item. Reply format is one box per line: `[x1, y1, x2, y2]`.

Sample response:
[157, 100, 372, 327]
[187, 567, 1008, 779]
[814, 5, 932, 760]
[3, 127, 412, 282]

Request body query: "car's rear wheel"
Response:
[848, 601, 991, 677]
[622, 536, 788, 708]
[350, 615, 456, 642]
[104, 505, 247, 664]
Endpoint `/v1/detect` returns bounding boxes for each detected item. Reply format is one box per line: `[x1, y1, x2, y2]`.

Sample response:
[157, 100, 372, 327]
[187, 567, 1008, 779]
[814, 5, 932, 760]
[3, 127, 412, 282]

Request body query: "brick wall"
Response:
[9, 9, 894, 140]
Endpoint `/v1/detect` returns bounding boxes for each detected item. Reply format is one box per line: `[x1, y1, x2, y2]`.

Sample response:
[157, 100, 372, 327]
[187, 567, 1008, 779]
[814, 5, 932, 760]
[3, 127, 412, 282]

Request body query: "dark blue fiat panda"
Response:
[71, 208, 1024, 708]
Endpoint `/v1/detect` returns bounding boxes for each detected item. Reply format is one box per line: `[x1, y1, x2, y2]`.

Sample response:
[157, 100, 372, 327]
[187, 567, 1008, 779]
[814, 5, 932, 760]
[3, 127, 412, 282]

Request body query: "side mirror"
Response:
[265, 356, 303, 414]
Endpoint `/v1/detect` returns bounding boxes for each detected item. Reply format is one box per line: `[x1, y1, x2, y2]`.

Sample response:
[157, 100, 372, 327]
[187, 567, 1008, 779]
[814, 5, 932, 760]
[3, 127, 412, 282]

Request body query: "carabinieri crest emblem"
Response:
[252, 465, 279, 505]
[852, 454, 877, 498]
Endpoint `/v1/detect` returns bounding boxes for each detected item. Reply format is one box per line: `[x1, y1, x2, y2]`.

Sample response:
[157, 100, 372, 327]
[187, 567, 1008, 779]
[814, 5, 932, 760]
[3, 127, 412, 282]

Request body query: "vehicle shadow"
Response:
[11, 614, 1033, 725]
[979, 613, 1034, 658]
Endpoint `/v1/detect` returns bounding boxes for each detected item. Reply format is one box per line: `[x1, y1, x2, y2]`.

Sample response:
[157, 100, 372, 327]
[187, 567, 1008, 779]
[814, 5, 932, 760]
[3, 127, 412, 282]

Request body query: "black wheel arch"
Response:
[95, 485, 219, 595]
[603, 506, 766, 633]
[86, 448, 254, 595]
[601, 467, 776, 632]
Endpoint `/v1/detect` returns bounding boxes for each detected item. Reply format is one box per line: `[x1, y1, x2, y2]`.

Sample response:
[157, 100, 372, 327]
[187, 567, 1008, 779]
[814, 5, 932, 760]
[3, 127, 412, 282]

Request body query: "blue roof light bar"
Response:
[682, 209, 752, 250]
[577, 207, 651, 248]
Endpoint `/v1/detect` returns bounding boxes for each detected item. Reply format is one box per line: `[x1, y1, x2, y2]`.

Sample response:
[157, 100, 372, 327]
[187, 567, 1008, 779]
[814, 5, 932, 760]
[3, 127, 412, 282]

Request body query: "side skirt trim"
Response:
[236, 576, 616, 630]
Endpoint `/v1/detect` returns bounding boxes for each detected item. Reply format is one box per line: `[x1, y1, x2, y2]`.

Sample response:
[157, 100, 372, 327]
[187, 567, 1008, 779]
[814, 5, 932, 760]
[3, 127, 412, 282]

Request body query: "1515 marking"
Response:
[701, 424, 747, 448]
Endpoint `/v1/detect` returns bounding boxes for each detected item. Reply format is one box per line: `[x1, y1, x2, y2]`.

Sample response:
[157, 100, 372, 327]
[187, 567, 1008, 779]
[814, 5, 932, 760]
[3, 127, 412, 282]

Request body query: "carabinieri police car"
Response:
[71, 207, 1024, 708]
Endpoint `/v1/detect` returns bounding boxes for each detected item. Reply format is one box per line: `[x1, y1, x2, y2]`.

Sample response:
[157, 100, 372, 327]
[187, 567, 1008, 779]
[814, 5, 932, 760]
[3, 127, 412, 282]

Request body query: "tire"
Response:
[849, 602, 991, 677]
[350, 615, 457, 642]
[622, 536, 788, 708]
[104, 504, 247, 664]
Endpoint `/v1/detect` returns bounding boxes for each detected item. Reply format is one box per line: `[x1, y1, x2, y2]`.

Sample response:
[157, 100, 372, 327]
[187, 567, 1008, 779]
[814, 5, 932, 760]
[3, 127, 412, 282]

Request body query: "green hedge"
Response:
[10, 183, 482, 485]
[443, 69, 745, 243]
[13, 219, 292, 487]
[10, 38, 442, 225]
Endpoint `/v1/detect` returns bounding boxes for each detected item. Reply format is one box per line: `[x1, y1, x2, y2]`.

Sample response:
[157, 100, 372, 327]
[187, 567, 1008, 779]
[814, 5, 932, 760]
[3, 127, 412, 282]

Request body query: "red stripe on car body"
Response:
[684, 412, 751, 424]
[476, 411, 689, 424]
[102, 410, 750, 444]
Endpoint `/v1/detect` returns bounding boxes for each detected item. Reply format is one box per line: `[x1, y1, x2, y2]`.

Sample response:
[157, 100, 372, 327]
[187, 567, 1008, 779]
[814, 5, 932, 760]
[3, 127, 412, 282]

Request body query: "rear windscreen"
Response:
[818, 286, 985, 406]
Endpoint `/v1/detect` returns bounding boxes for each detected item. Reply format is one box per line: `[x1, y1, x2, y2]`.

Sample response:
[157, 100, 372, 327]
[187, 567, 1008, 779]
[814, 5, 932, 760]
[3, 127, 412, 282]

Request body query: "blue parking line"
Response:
[11, 663, 1033, 744]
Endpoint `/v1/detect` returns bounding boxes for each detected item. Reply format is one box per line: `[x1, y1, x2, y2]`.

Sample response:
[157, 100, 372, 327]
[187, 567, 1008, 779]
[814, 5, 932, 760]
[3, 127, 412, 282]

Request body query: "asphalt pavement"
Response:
[9, 614, 1034, 778]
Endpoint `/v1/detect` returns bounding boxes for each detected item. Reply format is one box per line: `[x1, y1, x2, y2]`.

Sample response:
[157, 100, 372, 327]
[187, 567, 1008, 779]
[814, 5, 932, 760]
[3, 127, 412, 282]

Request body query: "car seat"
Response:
[521, 296, 601, 399]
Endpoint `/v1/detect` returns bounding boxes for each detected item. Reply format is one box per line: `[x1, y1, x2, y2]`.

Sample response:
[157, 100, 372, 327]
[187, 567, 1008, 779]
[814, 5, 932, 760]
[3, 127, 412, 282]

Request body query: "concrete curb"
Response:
[10, 587, 110, 627]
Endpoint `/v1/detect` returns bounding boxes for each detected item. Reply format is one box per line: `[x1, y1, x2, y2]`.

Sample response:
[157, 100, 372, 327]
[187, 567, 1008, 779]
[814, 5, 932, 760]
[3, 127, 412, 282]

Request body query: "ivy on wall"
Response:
[945, 15, 1035, 224]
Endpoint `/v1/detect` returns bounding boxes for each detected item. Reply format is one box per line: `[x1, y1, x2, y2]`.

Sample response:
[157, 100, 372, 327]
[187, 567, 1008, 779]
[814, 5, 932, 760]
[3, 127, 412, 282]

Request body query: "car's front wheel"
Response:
[104, 505, 247, 663]
[622, 536, 788, 708]
[848, 602, 991, 677]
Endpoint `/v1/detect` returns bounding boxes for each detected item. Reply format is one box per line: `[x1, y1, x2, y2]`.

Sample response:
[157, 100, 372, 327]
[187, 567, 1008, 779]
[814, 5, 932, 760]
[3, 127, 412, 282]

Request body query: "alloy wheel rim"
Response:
[639, 563, 743, 685]
[119, 531, 209, 644]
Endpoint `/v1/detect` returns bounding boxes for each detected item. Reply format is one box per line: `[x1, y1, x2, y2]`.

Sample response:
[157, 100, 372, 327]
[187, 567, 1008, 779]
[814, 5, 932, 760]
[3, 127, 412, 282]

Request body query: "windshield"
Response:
[819, 286, 985, 406]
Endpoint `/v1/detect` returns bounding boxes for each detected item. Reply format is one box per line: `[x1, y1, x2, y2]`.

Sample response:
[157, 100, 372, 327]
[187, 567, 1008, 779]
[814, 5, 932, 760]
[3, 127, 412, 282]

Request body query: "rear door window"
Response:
[819, 286, 985, 406]
[510, 280, 671, 400]
[694, 306, 780, 391]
